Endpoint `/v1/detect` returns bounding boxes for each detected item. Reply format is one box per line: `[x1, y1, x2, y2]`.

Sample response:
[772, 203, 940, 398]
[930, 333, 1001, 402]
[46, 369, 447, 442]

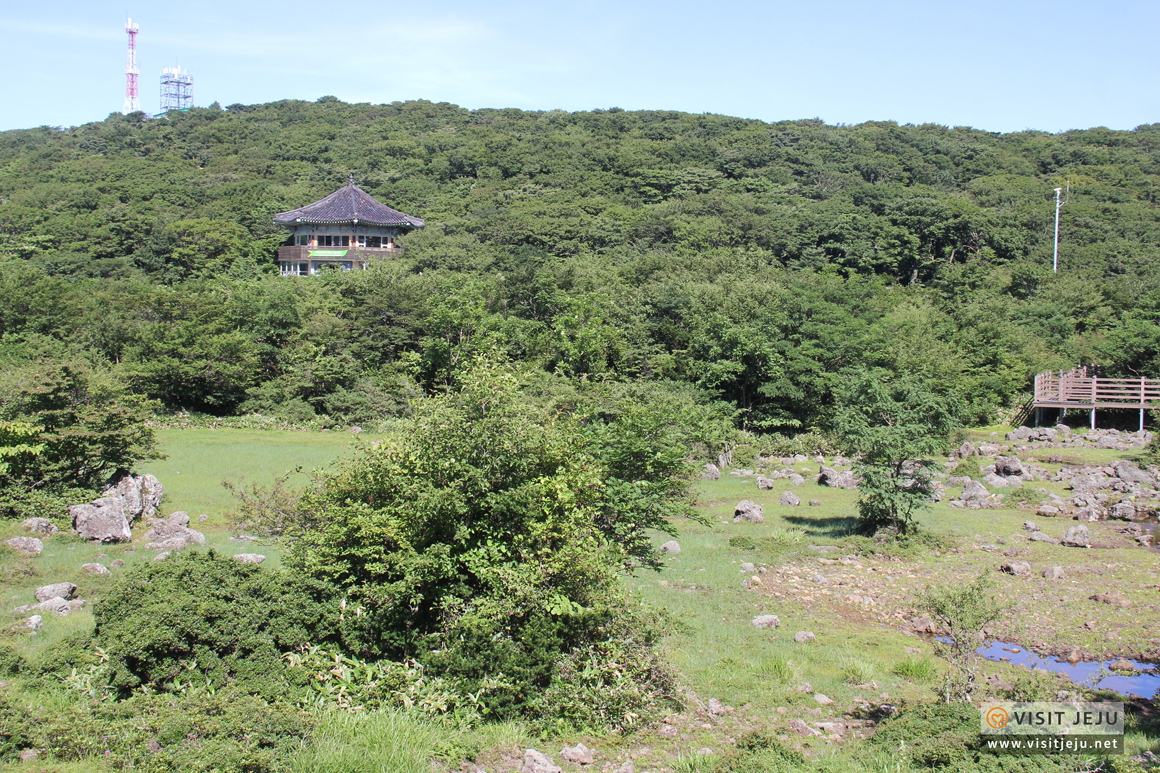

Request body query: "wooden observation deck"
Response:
[1033, 366, 1160, 430]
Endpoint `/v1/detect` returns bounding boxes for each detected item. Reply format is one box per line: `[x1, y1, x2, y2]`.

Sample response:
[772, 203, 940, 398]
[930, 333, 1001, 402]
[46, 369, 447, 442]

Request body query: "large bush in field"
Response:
[93, 551, 341, 698]
[286, 361, 680, 727]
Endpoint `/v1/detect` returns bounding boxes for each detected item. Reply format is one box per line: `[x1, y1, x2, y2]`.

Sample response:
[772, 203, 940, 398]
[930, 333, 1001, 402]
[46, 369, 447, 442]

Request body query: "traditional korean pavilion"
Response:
[273, 175, 425, 275]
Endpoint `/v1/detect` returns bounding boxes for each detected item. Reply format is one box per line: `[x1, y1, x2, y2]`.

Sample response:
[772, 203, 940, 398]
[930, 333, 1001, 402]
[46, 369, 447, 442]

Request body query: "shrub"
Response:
[286, 360, 680, 727]
[869, 702, 1071, 771]
[7, 687, 315, 771]
[920, 572, 1006, 703]
[93, 551, 341, 698]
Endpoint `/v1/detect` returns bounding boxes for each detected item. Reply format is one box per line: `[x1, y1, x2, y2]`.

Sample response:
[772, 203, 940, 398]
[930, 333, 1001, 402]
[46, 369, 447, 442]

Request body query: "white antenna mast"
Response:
[1052, 179, 1069, 273]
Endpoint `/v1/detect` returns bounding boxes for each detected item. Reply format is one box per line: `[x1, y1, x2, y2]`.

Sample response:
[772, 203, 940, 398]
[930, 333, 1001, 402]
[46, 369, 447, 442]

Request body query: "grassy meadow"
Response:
[2, 426, 1159, 771]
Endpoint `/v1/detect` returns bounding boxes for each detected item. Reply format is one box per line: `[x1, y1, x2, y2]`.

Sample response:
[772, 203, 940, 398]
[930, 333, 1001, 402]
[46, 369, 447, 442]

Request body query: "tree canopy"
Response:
[0, 100, 1158, 432]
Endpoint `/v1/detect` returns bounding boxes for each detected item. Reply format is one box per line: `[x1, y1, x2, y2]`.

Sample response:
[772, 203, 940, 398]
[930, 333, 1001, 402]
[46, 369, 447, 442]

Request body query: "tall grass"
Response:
[293, 710, 448, 773]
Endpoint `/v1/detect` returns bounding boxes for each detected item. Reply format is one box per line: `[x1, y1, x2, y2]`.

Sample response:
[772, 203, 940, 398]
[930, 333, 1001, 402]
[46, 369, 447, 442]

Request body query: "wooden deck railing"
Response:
[1033, 367, 1160, 409]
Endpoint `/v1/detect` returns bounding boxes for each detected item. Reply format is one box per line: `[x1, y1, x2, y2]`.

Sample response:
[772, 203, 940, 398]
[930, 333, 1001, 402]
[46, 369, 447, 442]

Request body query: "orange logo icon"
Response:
[985, 707, 1010, 729]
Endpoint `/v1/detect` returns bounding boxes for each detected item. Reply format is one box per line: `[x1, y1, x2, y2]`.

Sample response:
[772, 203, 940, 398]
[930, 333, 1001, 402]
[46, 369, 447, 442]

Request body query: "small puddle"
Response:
[977, 641, 1160, 698]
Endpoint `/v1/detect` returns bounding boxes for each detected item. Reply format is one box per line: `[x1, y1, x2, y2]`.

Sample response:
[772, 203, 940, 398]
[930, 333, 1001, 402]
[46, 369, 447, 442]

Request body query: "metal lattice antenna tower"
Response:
[160, 66, 194, 112]
[123, 17, 140, 113]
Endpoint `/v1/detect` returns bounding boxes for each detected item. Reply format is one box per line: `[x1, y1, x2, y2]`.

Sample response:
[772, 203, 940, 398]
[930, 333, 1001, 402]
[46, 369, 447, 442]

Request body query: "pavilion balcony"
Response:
[277, 245, 405, 263]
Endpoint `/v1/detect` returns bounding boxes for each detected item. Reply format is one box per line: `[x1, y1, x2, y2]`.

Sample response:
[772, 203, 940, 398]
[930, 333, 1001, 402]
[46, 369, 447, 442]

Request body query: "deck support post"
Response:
[1090, 408, 1096, 430]
[1142, 408, 1146, 433]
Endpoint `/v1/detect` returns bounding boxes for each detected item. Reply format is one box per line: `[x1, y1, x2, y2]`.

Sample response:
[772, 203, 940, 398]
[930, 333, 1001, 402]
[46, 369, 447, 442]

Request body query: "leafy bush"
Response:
[1004, 487, 1040, 507]
[285, 645, 484, 724]
[920, 572, 1006, 703]
[93, 551, 341, 698]
[0, 482, 98, 521]
[3, 687, 315, 771]
[869, 702, 1071, 771]
[286, 360, 679, 727]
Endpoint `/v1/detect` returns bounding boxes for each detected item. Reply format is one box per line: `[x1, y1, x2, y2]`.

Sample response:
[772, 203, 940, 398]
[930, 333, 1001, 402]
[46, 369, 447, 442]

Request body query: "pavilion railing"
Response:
[1033, 367, 1160, 409]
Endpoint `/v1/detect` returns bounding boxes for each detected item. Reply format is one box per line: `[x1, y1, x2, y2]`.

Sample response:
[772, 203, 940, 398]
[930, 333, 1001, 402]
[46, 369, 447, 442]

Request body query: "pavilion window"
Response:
[297, 234, 309, 246]
[369, 236, 382, 248]
[357, 235, 367, 247]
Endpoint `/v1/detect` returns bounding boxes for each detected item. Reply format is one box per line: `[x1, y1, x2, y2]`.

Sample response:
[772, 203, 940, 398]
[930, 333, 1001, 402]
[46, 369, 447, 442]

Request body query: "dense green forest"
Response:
[1, 98, 1159, 432]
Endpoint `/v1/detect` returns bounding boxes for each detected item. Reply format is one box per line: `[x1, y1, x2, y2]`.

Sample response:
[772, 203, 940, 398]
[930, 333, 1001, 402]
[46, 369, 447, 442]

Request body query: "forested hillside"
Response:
[1, 99, 1158, 431]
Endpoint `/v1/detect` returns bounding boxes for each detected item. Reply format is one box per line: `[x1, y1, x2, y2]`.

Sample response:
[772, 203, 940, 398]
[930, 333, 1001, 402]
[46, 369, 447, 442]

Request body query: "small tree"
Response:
[920, 572, 1005, 703]
[834, 370, 958, 534]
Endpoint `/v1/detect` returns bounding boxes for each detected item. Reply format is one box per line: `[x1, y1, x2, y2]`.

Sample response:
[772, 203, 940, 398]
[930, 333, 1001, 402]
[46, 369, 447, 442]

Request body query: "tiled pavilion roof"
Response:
[273, 175, 425, 229]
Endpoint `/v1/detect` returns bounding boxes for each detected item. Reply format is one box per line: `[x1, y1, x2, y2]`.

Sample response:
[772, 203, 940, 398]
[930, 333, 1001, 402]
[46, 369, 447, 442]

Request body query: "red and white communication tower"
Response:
[123, 17, 140, 114]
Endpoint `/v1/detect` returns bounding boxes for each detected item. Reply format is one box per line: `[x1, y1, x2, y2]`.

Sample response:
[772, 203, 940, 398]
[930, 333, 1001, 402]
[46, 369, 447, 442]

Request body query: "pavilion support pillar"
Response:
[1090, 408, 1096, 430]
[1142, 408, 1146, 433]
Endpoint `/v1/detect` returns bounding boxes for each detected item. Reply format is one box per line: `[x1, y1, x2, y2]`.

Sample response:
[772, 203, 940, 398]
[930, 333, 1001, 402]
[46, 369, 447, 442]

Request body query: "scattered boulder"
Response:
[5, 537, 43, 556]
[153, 551, 170, 561]
[794, 631, 816, 644]
[142, 513, 206, 551]
[788, 718, 820, 736]
[70, 497, 132, 543]
[1042, 566, 1065, 580]
[818, 467, 857, 489]
[982, 472, 1013, 488]
[808, 499, 822, 506]
[521, 749, 562, 773]
[1110, 658, 1136, 673]
[1036, 505, 1061, 517]
[81, 563, 111, 576]
[1023, 521, 1040, 532]
[813, 693, 834, 705]
[1110, 502, 1137, 521]
[707, 698, 732, 715]
[196, 514, 208, 523]
[740, 562, 755, 573]
[25, 615, 43, 631]
[733, 500, 765, 523]
[752, 615, 781, 629]
[1000, 561, 1032, 577]
[1115, 462, 1155, 487]
[703, 463, 721, 481]
[16, 597, 84, 617]
[110, 559, 125, 569]
[788, 473, 806, 486]
[947, 476, 973, 487]
[18, 749, 38, 763]
[348, 426, 363, 434]
[961, 480, 990, 502]
[21, 518, 57, 535]
[34, 582, 77, 602]
[103, 472, 163, 522]
[1028, 532, 1061, 545]
[1062, 525, 1091, 548]
[779, 491, 800, 507]
[910, 615, 938, 633]
[1091, 590, 1131, 608]
[659, 540, 681, 555]
[958, 441, 977, 458]
[996, 456, 1025, 476]
[560, 743, 594, 765]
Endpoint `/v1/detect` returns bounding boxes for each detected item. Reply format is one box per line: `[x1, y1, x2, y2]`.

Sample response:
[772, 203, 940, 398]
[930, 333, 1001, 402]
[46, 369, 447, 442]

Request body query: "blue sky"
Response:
[1, 0, 1155, 134]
